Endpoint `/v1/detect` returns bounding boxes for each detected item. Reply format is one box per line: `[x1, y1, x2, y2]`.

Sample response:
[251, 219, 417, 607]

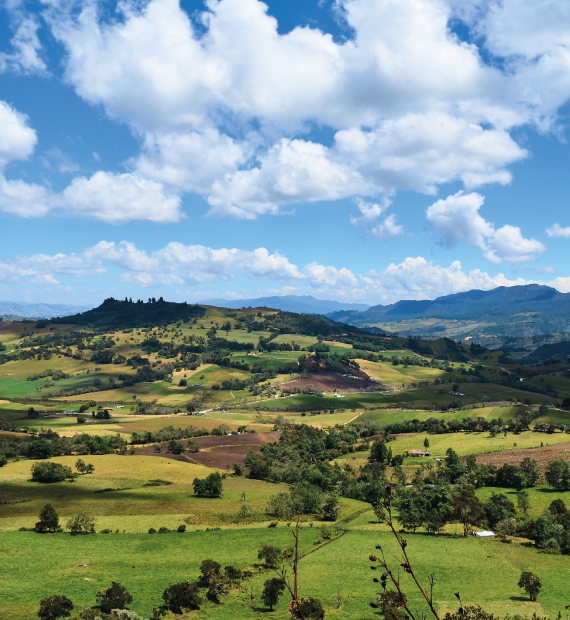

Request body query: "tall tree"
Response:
[261, 578, 285, 611]
[35, 504, 60, 533]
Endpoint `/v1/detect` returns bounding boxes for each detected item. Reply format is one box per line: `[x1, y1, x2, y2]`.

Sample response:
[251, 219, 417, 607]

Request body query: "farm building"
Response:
[473, 531, 495, 538]
[408, 449, 426, 457]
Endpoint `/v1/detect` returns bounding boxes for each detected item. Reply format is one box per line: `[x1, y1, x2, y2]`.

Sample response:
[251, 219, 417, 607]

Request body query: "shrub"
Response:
[148, 528, 156, 534]
[100, 529, 112, 534]
[158, 526, 170, 533]
[0, 453, 6, 467]
[31, 462, 77, 484]
[77, 416, 87, 424]
[177, 524, 186, 533]
[291, 597, 325, 619]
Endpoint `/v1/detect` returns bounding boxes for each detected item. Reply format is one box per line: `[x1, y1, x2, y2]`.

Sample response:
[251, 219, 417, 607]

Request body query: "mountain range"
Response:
[327, 284, 570, 348]
[200, 294, 370, 315]
[0, 301, 90, 319]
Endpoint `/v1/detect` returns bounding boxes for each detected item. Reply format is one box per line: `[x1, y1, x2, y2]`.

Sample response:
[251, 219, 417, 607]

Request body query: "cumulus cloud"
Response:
[34, 0, 560, 222]
[0, 101, 37, 167]
[350, 198, 404, 239]
[60, 172, 183, 224]
[363, 256, 534, 301]
[546, 223, 570, 238]
[427, 191, 546, 264]
[1, 0, 569, 228]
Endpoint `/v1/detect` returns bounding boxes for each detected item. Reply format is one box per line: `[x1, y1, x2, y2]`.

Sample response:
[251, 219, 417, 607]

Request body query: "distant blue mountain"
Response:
[0, 301, 90, 319]
[200, 295, 370, 315]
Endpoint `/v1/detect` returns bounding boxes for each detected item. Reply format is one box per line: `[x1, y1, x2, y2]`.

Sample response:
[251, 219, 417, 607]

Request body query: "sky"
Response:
[2, 0, 570, 308]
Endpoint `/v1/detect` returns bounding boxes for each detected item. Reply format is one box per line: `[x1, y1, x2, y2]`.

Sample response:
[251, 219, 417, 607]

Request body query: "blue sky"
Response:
[2, 0, 570, 307]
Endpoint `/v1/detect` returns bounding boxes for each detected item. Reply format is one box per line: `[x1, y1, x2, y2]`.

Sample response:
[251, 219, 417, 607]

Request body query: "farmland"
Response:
[1, 299, 570, 619]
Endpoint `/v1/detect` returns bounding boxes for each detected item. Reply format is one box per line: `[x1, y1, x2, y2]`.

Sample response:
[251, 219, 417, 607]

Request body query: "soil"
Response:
[281, 371, 388, 393]
[474, 441, 570, 471]
[131, 430, 281, 470]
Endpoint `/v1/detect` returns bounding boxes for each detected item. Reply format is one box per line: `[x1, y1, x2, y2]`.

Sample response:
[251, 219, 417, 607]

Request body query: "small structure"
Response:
[408, 449, 426, 457]
[333, 393, 345, 398]
[473, 530, 495, 538]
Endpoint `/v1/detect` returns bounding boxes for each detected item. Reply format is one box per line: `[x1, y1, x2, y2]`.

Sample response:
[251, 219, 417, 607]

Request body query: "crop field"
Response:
[3, 306, 570, 620]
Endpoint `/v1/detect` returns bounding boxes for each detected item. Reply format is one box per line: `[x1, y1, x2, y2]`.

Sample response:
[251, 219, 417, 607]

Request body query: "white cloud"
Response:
[364, 256, 534, 301]
[427, 191, 546, 264]
[37, 0, 550, 222]
[546, 223, 570, 238]
[0, 101, 37, 167]
[60, 172, 183, 223]
[0, 1, 46, 75]
[483, 225, 546, 264]
[350, 197, 404, 239]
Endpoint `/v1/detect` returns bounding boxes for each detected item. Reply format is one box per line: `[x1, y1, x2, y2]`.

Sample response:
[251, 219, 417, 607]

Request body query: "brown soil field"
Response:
[474, 441, 570, 470]
[281, 371, 386, 393]
[131, 430, 281, 469]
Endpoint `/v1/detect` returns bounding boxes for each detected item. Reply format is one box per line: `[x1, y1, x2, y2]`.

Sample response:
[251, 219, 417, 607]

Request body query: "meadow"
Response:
[2, 305, 570, 619]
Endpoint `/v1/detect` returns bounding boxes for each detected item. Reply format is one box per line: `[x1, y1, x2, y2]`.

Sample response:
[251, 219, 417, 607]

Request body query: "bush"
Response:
[291, 597, 325, 619]
[77, 416, 87, 424]
[158, 526, 170, 533]
[31, 462, 77, 484]
[0, 453, 6, 467]
[177, 524, 186, 533]
[100, 529, 112, 534]
[148, 528, 156, 534]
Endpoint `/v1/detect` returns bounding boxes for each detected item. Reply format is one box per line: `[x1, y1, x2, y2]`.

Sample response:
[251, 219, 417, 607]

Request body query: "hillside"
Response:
[329, 284, 570, 348]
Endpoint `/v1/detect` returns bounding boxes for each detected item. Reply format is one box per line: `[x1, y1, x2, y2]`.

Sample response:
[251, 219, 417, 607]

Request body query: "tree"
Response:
[424, 437, 430, 449]
[162, 581, 202, 613]
[168, 440, 185, 455]
[97, 582, 133, 614]
[485, 493, 516, 527]
[37, 595, 74, 620]
[233, 462, 244, 476]
[187, 440, 200, 453]
[517, 490, 531, 517]
[444, 448, 463, 482]
[31, 462, 76, 484]
[66, 512, 96, 535]
[451, 486, 483, 536]
[75, 459, 94, 475]
[76, 416, 86, 424]
[518, 571, 542, 601]
[545, 460, 570, 491]
[28, 439, 55, 459]
[0, 453, 6, 467]
[179, 378, 187, 387]
[258, 544, 282, 568]
[321, 492, 341, 521]
[193, 472, 222, 497]
[370, 440, 389, 463]
[198, 559, 221, 586]
[28, 407, 39, 419]
[261, 578, 285, 611]
[519, 457, 540, 487]
[35, 504, 60, 533]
